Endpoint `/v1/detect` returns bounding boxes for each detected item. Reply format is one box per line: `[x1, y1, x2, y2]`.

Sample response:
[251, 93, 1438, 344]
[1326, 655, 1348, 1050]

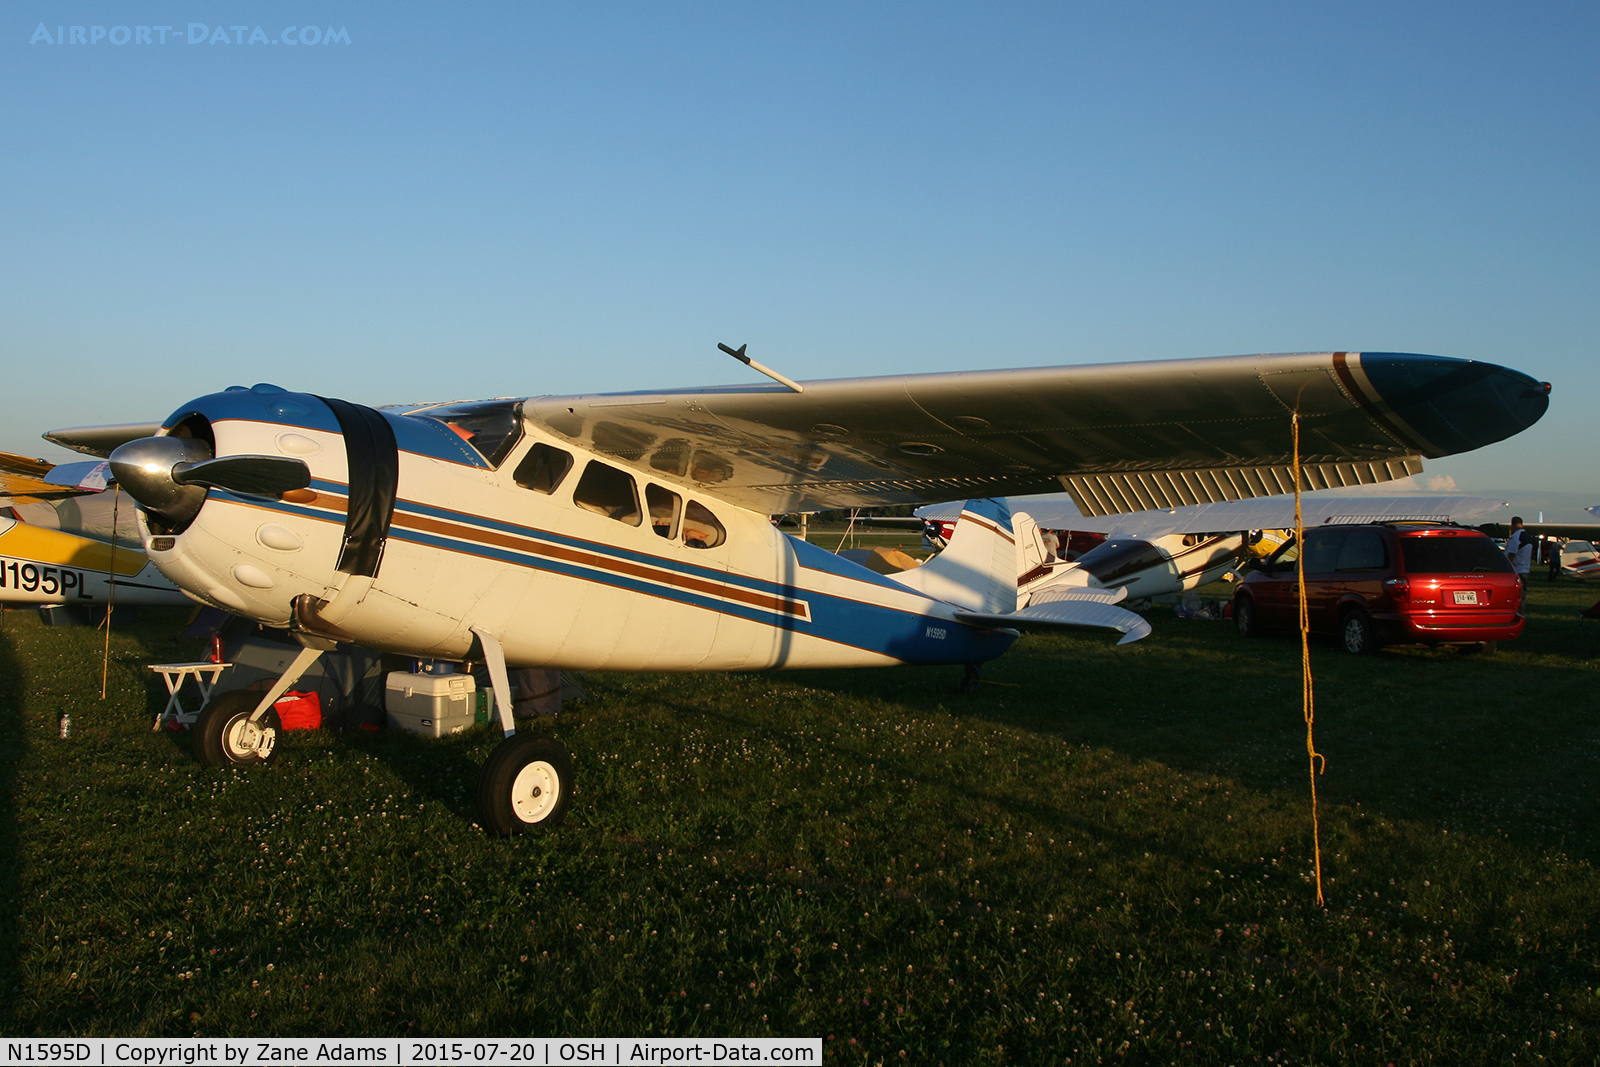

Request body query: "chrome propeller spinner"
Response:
[108, 436, 212, 524]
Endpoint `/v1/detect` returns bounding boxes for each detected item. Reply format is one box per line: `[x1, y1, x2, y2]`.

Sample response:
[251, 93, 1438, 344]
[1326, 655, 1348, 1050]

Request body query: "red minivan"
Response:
[1233, 523, 1524, 653]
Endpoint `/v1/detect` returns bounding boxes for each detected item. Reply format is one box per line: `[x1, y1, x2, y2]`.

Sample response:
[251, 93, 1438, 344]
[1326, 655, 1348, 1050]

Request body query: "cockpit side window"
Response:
[417, 400, 524, 468]
[646, 484, 681, 540]
[572, 460, 641, 526]
[683, 500, 725, 549]
[514, 443, 574, 494]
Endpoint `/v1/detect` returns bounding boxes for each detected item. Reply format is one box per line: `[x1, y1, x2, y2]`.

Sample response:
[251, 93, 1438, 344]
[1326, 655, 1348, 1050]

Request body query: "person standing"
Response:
[1505, 517, 1534, 610]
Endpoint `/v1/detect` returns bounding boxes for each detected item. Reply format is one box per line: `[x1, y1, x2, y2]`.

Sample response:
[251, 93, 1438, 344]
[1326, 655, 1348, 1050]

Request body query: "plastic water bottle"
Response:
[59, 713, 70, 738]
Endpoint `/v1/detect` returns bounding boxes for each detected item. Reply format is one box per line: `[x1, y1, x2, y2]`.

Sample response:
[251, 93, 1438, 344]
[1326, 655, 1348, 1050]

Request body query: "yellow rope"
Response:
[1293, 413, 1327, 907]
[100, 489, 120, 700]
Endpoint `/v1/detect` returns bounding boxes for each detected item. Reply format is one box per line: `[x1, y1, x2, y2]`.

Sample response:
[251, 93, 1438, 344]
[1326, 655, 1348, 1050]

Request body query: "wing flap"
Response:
[1061, 457, 1423, 517]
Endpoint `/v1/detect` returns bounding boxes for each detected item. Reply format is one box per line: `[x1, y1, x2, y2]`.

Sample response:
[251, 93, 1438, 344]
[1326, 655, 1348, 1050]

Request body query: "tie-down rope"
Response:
[1293, 413, 1327, 907]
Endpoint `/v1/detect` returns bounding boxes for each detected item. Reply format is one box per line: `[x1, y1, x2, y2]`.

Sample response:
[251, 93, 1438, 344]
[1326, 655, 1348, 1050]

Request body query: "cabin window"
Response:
[514, 443, 574, 494]
[646, 484, 681, 540]
[572, 460, 641, 526]
[417, 400, 524, 467]
[683, 500, 725, 549]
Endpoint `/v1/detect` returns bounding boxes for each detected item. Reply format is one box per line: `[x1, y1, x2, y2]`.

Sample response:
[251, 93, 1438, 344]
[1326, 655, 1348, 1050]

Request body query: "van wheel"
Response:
[1234, 596, 1261, 638]
[1340, 609, 1378, 655]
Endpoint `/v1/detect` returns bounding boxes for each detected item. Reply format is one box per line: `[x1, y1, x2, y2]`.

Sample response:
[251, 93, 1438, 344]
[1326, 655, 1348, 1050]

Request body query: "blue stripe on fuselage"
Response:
[208, 485, 1016, 665]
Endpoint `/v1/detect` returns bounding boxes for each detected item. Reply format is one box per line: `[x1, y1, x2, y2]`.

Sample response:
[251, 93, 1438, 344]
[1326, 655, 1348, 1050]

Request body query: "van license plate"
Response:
[1453, 590, 1479, 605]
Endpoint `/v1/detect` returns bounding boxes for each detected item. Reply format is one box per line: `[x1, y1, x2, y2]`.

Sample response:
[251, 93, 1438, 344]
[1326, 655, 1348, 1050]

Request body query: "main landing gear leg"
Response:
[471, 627, 574, 835]
[959, 662, 982, 695]
[193, 644, 325, 768]
[470, 626, 517, 738]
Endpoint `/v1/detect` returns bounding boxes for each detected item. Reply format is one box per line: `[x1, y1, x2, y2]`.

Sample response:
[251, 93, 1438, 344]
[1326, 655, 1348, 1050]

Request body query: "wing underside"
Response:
[519, 351, 1547, 516]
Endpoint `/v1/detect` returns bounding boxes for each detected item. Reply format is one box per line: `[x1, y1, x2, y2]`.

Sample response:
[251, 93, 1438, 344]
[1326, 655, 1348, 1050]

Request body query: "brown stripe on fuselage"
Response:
[231, 485, 809, 620]
[387, 509, 811, 621]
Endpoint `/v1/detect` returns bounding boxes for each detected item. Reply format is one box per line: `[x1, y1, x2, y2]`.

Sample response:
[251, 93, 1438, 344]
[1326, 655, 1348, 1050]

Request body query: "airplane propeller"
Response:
[109, 437, 310, 524]
[172, 455, 312, 496]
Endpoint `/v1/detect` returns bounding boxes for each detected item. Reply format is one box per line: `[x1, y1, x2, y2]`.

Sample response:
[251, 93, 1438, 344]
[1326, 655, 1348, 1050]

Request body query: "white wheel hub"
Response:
[224, 715, 274, 760]
[511, 760, 561, 824]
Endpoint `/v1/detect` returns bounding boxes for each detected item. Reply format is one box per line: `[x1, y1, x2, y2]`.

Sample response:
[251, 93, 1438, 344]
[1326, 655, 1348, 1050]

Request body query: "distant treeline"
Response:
[776, 505, 921, 526]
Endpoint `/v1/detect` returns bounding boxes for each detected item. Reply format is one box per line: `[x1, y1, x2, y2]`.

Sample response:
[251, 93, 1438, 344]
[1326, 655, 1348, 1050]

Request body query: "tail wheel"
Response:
[1234, 595, 1260, 638]
[1341, 609, 1378, 655]
[194, 690, 282, 767]
[477, 735, 574, 835]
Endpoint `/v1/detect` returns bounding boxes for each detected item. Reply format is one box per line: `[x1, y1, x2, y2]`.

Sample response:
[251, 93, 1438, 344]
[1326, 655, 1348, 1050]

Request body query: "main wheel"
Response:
[477, 734, 574, 835]
[1234, 595, 1261, 638]
[1340, 609, 1378, 655]
[194, 690, 282, 767]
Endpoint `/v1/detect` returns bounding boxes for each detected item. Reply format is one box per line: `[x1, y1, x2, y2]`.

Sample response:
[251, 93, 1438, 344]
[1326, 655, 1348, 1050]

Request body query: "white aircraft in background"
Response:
[42, 349, 1548, 833]
[917, 490, 1511, 603]
[0, 451, 188, 608]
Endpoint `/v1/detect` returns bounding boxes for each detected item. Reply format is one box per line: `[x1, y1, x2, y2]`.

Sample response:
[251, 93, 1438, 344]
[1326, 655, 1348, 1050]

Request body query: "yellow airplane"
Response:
[0, 452, 188, 607]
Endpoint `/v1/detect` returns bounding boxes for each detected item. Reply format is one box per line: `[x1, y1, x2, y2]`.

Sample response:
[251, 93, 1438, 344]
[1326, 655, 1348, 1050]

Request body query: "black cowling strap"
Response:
[316, 396, 399, 578]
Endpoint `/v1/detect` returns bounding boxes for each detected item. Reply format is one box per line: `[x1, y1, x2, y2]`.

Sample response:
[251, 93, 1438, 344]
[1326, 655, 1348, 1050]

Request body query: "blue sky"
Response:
[4, 2, 1596, 515]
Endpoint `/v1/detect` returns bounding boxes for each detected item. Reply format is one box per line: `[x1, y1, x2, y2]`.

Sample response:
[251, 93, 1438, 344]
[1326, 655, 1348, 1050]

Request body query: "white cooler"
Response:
[385, 671, 476, 737]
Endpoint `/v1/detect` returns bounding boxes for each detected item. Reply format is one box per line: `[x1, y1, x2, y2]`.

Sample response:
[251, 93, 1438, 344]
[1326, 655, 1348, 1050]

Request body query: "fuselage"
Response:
[136, 387, 1016, 672]
[1021, 531, 1246, 602]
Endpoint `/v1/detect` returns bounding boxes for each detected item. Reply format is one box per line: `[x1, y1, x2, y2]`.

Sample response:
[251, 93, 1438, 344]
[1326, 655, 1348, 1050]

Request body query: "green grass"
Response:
[2, 581, 1599, 1064]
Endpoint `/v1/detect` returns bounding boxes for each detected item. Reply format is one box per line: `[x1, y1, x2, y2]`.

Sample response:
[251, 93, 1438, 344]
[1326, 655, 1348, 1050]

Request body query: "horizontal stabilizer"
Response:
[955, 597, 1151, 645]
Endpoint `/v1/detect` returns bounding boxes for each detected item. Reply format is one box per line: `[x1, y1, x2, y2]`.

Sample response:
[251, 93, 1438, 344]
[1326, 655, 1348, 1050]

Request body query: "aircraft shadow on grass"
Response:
[769, 620, 1600, 863]
[0, 628, 22, 1007]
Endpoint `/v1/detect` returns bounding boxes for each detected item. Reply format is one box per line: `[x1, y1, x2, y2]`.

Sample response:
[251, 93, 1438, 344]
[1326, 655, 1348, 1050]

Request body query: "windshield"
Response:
[1399, 534, 1514, 575]
[415, 400, 524, 467]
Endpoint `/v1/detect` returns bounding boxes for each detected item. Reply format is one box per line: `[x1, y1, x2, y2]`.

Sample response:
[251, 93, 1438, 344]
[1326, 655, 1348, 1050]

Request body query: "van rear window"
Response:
[1400, 535, 1514, 574]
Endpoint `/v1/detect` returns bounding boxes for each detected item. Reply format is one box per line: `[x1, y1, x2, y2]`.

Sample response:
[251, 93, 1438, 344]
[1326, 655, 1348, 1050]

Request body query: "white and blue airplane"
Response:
[918, 489, 1513, 604]
[45, 349, 1548, 832]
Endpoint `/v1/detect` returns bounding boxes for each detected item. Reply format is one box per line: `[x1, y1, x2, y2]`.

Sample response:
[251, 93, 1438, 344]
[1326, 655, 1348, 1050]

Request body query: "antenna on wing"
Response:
[718, 342, 805, 394]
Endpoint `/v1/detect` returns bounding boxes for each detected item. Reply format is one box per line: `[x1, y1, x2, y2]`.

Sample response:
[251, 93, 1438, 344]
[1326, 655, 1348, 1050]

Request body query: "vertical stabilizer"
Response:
[887, 498, 1017, 612]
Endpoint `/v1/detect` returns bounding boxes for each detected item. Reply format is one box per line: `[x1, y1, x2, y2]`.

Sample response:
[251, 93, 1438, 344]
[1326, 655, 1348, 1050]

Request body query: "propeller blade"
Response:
[172, 455, 311, 496]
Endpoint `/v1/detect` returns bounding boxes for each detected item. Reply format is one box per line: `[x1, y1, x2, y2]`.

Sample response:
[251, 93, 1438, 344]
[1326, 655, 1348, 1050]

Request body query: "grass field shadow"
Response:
[0, 618, 25, 1013]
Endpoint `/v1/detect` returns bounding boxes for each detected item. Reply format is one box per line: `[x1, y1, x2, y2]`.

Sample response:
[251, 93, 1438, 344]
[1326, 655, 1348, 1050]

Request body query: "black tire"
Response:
[477, 734, 574, 835]
[1234, 595, 1261, 638]
[194, 690, 282, 767]
[1340, 609, 1378, 655]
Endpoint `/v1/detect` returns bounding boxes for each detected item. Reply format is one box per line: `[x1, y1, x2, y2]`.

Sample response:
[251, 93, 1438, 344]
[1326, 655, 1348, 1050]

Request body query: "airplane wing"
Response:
[1480, 521, 1600, 540]
[521, 351, 1548, 517]
[916, 490, 1510, 537]
[0, 450, 103, 503]
[41, 423, 165, 458]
